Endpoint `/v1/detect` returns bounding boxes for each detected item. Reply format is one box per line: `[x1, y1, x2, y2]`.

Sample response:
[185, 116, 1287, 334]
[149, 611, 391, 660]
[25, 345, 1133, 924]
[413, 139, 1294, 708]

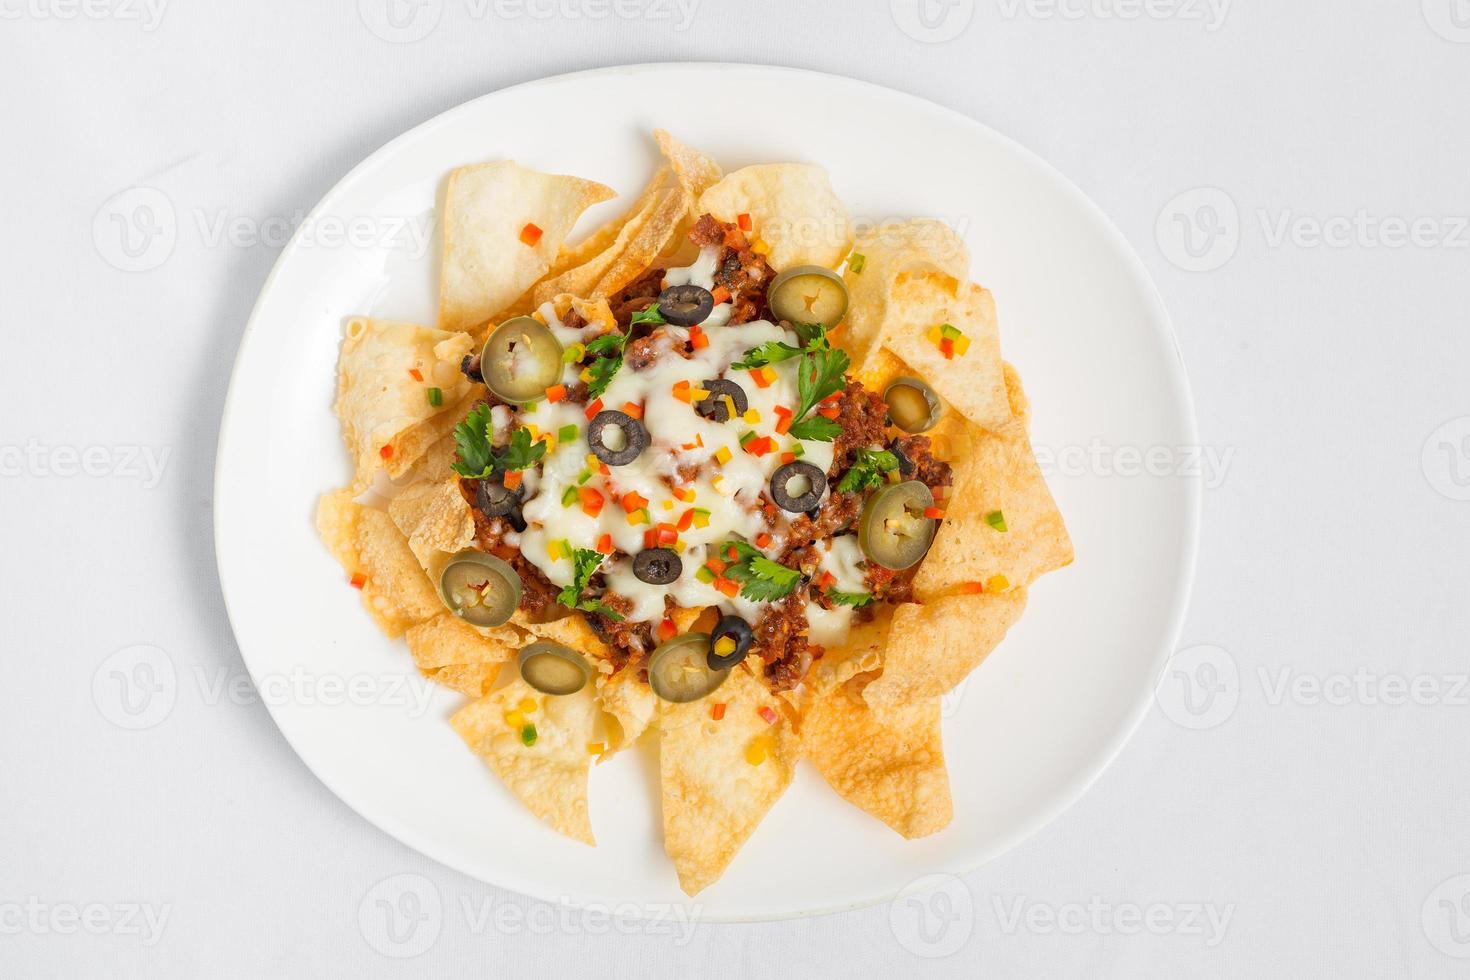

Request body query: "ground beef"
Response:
[828, 382, 891, 477]
[587, 592, 645, 671]
[752, 594, 812, 692]
[608, 266, 665, 326]
[458, 476, 559, 615]
[780, 491, 863, 558]
[560, 307, 587, 331]
[688, 214, 774, 324]
[890, 433, 953, 494]
[625, 332, 686, 371]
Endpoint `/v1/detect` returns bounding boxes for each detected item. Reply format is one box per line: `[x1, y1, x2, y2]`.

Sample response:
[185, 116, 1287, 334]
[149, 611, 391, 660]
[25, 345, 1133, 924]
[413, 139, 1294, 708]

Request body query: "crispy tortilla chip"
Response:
[531, 167, 682, 306]
[862, 591, 1028, 714]
[452, 677, 599, 844]
[317, 490, 441, 638]
[841, 218, 971, 372]
[697, 163, 853, 272]
[387, 479, 475, 569]
[653, 129, 723, 205]
[595, 669, 657, 757]
[912, 379, 1072, 598]
[802, 682, 951, 839]
[406, 430, 462, 484]
[876, 273, 1009, 433]
[405, 613, 520, 670]
[420, 662, 501, 698]
[334, 318, 475, 486]
[511, 609, 614, 664]
[439, 160, 614, 333]
[658, 669, 797, 895]
[806, 607, 892, 695]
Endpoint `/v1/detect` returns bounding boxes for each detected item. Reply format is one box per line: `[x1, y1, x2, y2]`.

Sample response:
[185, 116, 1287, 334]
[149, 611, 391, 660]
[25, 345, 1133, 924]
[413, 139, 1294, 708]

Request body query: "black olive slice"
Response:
[770, 461, 827, 513]
[767, 265, 849, 330]
[707, 615, 753, 670]
[658, 284, 715, 327]
[438, 550, 522, 627]
[587, 410, 649, 466]
[883, 377, 942, 434]
[858, 481, 937, 571]
[518, 642, 591, 696]
[694, 378, 750, 423]
[649, 633, 728, 703]
[481, 316, 563, 403]
[633, 548, 682, 585]
[475, 476, 522, 518]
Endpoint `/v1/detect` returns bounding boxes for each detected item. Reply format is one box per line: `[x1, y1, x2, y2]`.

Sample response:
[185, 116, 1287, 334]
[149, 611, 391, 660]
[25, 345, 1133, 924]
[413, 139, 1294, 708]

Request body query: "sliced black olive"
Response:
[767, 265, 849, 331]
[481, 315, 563, 403]
[506, 508, 527, 534]
[438, 550, 521, 627]
[517, 641, 591, 696]
[770, 461, 827, 513]
[649, 632, 729, 703]
[858, 481, 937, 571]
[633, 548, 682, 585]
[707, 615, 753, 670]
[474, 476, 522, 518]
[694, 378, 749, 423]
[587, 410, 649, 466]
[658, 284, 715, 327]
[883, 377, 942, 434]
[460, 352, 483, 384]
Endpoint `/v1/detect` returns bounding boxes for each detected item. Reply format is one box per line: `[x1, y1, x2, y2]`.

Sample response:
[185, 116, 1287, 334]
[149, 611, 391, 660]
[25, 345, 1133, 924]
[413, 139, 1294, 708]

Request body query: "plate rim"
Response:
[213, 61, 1200, 922]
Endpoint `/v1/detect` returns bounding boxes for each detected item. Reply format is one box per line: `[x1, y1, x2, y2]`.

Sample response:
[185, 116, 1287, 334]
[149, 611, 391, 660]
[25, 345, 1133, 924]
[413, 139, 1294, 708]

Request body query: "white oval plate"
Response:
[215, 64, 1197, 920]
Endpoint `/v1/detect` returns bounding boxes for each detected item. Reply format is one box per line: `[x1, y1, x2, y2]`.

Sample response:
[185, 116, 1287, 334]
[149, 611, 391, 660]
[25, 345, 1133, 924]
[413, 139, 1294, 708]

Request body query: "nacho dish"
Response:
[317, 131, 1072, 896]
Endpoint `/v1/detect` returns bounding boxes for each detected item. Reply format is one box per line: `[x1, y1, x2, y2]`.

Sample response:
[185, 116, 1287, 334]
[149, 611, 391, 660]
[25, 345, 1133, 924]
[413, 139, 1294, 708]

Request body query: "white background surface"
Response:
[3, 2, 1468, 977]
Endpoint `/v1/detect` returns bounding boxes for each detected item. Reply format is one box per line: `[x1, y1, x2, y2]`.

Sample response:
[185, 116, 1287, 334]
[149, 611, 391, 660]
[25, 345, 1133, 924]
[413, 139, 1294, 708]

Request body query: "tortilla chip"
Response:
[842, 218, 971, 372]
[658, 669, 798, 895]
[439, 160, 614, 333]
[316, 490, 442, 638]
[862, 590, 1028, 714]
[405, 612, 520, 670]
[452, 677, 599, 844]
[420, 662, 501, 698]
[406, 430, 462, 484]
[387, 479, 475, 569]
[912, 382, 1073, 598]
[875, 273, 1009, 433]
[595, 669, 657, 757]
[806, 607, 892, 695]
[510, 609, 614, 663]
[653, 129, 723, 205]
[334, 318, 475, 486]
[697, 163, 853, 271]
[802, 682, 951, 839]
[531, 166, 683, 306]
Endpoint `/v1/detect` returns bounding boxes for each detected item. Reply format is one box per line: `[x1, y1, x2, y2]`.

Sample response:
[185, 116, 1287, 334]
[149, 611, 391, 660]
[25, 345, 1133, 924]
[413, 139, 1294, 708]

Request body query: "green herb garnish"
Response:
[732, 341, 803, 370]
[629, 303, 666, 327]
[827, 589, 874, 608]
[836, 448, 899, 494]
[720, 539, 801, 603]
[451, 406, 548, 479]
[556, 548, 624, 620]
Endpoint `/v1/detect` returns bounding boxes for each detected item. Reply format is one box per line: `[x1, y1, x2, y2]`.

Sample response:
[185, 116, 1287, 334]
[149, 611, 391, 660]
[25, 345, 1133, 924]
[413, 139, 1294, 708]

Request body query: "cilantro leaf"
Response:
[732, 341, 803, 370]
[790, 321, 831, 349]
[629, 303, 666, 327]
[585, 330, 627, 357]
[496, 427, 547, 472]
[555, 548, 623, 619]
[827, 589, 874, 608]
[836, 448, 899, 494]
[787, 416, 842, 442]
[451, 403, 497, 479]
[584, 355, 622, 399]
[717, 539, 801, 603]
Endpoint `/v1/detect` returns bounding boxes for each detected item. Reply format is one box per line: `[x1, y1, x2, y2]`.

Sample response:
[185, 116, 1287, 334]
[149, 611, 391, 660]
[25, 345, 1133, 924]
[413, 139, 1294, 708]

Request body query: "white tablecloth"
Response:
[5, 2, 1469, 976]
